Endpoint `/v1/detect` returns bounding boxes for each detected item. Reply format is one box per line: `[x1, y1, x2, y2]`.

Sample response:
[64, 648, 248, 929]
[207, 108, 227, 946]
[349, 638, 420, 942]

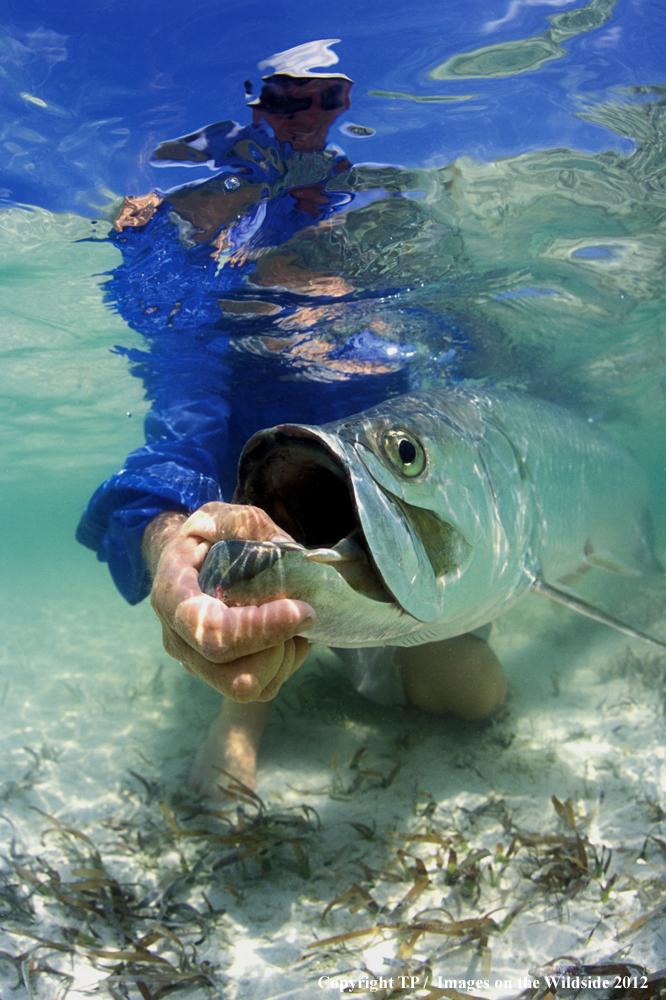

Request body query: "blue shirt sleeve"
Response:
[76, 398, 232, 604]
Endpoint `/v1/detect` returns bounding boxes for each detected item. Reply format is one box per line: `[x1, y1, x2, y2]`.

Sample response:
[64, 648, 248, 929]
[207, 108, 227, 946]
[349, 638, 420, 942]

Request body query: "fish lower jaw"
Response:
[199, 535, 394, 613]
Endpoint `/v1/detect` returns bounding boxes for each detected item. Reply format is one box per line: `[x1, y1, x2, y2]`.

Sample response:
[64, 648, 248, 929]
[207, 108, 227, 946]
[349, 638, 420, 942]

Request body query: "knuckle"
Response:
[198, 500, 226, 515]
[198, 641, 228, 663]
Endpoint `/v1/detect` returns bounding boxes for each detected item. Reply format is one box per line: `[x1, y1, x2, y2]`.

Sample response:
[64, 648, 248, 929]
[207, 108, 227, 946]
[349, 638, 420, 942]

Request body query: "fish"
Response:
[198, 385, 666, 650]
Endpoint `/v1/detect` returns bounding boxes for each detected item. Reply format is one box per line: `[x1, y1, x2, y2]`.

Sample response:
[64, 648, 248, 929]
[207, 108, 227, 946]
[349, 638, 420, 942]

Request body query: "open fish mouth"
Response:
[232, 426, 390, 598]
[231, 420, 470, 623]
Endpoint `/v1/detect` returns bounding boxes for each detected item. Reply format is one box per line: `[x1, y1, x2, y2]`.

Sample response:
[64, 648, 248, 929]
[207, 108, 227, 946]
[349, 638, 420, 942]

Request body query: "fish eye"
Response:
[382, 429, 426, 477]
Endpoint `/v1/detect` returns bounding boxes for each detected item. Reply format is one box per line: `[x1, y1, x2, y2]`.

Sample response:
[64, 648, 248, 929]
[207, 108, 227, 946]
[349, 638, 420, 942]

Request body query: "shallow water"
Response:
[1, 1, 666, 997]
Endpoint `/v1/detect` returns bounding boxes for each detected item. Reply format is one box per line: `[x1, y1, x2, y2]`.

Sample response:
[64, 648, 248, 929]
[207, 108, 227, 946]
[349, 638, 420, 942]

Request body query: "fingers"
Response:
[184, 502, 294, 547]
[152, 552, 314, 662]
[257, 636, 309, 700]
[164, 627, 310, 700]
[173, 591, 314, 662]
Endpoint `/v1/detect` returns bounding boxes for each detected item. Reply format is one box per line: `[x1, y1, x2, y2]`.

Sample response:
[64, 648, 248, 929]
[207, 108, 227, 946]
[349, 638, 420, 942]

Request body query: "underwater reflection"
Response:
[109, 48, 422, 379]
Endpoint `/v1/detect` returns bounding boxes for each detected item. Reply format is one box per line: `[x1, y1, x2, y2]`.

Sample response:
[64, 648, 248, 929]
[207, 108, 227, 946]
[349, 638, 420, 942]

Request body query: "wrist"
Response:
[141, 511, 189, 578]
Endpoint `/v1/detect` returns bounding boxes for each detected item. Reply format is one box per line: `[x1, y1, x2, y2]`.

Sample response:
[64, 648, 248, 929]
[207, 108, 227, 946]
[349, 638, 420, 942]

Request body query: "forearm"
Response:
[76, 416, 229, 604]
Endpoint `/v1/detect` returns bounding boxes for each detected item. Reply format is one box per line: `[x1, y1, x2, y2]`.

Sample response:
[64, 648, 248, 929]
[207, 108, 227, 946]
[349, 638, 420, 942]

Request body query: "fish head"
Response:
[235, 391, 493, 624]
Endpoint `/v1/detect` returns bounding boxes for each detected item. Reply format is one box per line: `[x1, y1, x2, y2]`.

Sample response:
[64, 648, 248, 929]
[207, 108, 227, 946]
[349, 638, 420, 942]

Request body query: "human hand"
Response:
[113, 193, 163, 231]
[143, 503, 314, 701]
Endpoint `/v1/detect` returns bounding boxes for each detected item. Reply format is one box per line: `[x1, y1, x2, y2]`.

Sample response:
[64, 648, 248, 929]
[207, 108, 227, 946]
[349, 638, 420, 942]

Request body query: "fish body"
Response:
[199, 386, 661, 648]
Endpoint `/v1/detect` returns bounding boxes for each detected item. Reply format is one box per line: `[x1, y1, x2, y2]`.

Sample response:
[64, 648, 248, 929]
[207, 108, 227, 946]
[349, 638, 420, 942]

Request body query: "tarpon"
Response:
[199, 386, 665, 649]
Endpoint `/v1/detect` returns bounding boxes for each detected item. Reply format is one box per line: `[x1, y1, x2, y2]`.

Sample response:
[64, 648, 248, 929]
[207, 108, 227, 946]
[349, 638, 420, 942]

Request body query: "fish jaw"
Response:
[198, 537, 423, 647]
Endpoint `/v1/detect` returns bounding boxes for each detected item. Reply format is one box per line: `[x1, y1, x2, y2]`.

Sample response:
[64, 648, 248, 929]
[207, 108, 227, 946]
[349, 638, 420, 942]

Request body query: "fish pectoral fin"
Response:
[558, 562, 592, 586]
[584, 549, 642, 577]
[532, 577, 666, 651]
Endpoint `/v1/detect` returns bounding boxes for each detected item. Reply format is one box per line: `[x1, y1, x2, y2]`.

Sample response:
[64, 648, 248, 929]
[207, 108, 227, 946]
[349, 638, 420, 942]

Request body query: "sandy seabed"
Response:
[2, 569, 666, 1000]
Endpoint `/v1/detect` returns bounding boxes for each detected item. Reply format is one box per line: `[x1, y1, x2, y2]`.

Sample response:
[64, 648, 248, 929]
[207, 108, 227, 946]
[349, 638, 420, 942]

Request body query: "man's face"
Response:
[252, 77, 352, 152]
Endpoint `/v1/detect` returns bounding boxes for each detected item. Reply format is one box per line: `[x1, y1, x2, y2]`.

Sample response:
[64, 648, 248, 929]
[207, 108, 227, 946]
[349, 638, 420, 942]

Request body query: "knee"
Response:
[398, 634, 507, 720]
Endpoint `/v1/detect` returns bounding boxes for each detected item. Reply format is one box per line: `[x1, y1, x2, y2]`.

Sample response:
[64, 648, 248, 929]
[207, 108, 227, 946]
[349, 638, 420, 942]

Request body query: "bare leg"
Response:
[189, 699, 270, 798]
[396, 634, 507, 720]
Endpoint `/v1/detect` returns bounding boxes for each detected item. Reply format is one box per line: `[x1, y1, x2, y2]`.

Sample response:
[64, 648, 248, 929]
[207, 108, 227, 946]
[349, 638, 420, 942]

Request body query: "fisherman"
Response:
[77, 43, 507, 795]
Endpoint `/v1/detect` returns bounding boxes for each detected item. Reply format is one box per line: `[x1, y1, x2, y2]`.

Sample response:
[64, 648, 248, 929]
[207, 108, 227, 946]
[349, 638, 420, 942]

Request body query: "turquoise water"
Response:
[0, 212, 146, 601]
[2, 2, 666, 996]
